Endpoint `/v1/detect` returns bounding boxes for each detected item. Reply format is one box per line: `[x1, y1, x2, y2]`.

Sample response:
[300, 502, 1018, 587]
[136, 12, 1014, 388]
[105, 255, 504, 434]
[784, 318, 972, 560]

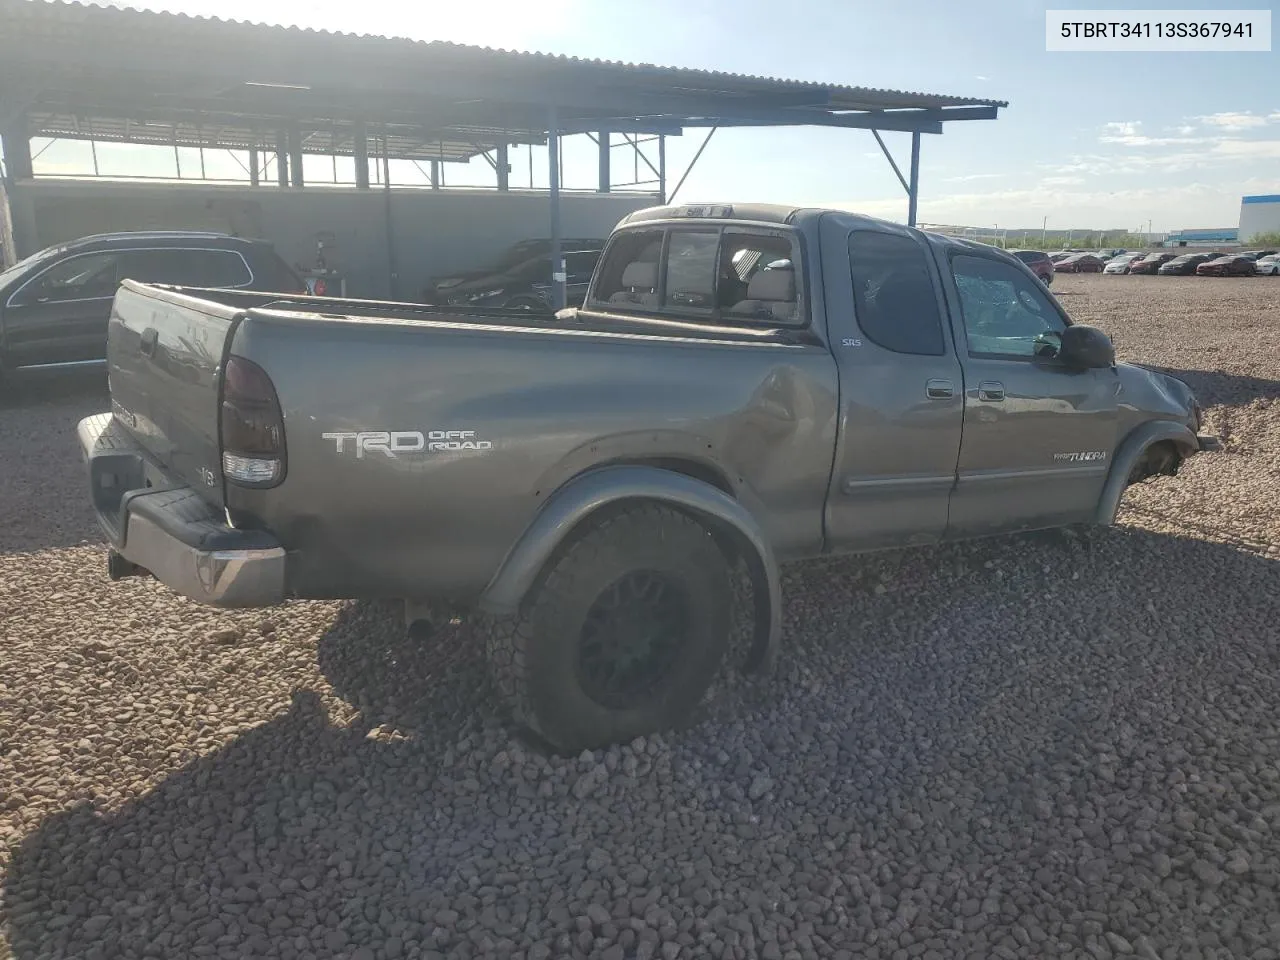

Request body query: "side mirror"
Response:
[1059, 324, 1115, 369]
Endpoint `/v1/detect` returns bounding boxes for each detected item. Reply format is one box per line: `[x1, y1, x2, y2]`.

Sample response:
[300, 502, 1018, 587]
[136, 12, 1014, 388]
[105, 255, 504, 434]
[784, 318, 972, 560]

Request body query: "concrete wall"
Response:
[1240, 196, 1280, 244]
[3, 179, 656, 299]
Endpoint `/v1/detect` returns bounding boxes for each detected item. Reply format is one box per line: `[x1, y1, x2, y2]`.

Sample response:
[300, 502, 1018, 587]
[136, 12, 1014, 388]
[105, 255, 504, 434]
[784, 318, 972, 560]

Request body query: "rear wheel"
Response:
[484, 503, 731, 752]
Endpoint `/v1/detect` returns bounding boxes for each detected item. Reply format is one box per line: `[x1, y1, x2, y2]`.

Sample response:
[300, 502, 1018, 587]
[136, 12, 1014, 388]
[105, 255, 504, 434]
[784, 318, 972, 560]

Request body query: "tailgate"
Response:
[106, 280, 241, 507]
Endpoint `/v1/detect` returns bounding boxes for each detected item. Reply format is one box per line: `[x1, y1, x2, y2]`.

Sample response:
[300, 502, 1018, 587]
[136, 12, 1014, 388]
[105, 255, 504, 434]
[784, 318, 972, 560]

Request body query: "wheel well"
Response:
[1126, 439, 1182, 485]
[608, 457, 736, 497]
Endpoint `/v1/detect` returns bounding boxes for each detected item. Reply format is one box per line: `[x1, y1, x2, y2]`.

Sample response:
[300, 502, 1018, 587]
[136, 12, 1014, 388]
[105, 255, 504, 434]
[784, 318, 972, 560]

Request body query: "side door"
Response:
[942, 252, 1119, 537]
[823, 223, 966, 551]
[2, 250, 123, 366]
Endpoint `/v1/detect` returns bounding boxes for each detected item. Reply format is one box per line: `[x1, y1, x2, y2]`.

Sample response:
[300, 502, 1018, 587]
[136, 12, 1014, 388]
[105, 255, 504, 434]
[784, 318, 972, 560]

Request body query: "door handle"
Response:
[140, 326, 158, 357]
[978, 380, 1005, 402]
[925, 378, 954, 399]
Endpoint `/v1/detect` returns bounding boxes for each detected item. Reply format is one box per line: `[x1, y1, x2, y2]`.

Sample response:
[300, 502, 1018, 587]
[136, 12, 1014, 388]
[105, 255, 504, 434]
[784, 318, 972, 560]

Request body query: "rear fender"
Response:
[1094, 420, 1199, 525]
[479, 464, 783, 674]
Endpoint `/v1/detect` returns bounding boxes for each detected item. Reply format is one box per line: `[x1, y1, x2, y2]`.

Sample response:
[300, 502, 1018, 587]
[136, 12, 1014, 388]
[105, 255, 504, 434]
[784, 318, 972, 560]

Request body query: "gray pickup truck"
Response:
[79, 203, 1217, 751]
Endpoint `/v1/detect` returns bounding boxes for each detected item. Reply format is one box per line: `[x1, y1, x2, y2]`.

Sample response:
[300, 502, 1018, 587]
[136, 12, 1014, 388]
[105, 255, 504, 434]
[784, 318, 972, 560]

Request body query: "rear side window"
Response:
[848, 231, 945, 356]
[117, 248, 253, 288]
[564, 251, 600, 282]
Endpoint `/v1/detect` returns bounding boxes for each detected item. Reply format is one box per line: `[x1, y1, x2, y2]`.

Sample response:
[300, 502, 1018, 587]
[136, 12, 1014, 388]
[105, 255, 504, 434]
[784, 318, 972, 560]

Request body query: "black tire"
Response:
[484, 503, 731, 752]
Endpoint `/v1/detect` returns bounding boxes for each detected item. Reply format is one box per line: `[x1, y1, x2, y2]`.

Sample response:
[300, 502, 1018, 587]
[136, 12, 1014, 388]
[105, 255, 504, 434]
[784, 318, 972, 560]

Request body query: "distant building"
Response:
[1164, 227, 1238, 248]
[1239, 195, 1280, 243]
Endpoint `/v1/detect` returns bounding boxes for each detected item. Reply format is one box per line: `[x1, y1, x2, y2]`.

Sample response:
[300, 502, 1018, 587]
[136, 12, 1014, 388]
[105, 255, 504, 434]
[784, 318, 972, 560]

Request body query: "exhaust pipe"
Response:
[107, 550, 147, 581]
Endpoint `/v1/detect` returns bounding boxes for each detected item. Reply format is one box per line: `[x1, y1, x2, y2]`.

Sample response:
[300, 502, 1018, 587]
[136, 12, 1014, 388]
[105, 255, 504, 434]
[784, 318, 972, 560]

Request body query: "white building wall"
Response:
[1239, 196, 1280, 242]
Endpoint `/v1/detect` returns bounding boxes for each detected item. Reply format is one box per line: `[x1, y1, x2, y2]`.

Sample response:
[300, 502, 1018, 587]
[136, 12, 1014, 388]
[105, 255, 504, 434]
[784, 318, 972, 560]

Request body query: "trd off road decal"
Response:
[323, 430, 494, 459]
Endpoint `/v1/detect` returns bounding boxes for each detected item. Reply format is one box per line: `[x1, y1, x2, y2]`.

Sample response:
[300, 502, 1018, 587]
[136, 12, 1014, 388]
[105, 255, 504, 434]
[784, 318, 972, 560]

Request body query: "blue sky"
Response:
[26, 0, 1280, 231]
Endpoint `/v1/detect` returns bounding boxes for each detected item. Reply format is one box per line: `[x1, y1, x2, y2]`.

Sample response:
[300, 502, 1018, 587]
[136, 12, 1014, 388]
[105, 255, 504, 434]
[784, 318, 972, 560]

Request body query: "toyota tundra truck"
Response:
[78, 203, 1218, 751]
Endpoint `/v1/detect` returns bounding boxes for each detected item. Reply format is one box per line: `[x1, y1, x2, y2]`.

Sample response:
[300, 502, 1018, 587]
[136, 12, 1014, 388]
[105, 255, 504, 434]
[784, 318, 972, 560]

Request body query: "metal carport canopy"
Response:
[0, 0, 1008, 305]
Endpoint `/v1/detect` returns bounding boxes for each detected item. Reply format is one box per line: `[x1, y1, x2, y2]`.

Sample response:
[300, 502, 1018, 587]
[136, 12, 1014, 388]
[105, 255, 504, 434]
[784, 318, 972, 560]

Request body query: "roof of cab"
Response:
[617, 203, 1019, 257]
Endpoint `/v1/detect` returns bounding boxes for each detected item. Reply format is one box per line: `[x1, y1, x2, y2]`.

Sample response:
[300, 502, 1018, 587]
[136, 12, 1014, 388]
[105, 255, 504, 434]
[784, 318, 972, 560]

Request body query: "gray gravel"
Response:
[2, 274, 1280, 960]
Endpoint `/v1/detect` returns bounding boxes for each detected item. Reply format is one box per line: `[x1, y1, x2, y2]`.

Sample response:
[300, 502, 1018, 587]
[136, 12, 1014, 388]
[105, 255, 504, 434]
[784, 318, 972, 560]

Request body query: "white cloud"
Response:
[1040, 176, 1084, 186]
[1172, 124, 1197, 136]
[1196, 111, 1270, 132]
[1101, 121, 1141, 137]
[942, 173, 1002, 182]
[974, 75, 989, 81]
[1211, 139, 1280, 159]
[1099, 133, 1207, 147]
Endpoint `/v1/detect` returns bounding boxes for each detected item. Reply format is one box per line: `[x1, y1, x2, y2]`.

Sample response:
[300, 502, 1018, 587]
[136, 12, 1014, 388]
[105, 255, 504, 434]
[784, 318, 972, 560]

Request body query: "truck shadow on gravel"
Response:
[6, 527, 1280, 959]
[1138, 365, 1280, 406]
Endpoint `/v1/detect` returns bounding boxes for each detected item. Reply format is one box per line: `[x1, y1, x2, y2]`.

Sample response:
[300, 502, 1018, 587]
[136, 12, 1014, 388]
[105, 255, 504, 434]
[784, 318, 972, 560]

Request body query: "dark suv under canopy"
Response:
[0, 231, 303, 373]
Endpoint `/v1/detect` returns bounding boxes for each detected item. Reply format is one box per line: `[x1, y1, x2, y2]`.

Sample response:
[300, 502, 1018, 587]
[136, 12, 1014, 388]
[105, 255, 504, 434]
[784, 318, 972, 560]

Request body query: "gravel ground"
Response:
[2, 274, 1279, 960]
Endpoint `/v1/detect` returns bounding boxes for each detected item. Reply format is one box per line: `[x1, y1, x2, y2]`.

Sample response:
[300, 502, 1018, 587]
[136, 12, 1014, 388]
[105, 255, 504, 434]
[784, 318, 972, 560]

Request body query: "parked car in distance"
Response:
[1159, 252, 1220, 275]
[1240, 249, 1277, 261]
[421, 238, 606, 304]
[1011, 249, 1054, 284]
[1255, 254, 1280, 276]
[1049, 251, 1075, 263]
[1055, 253, 1105, 273]
[1103, 253, 1148, 274]
[78, 201, 1219, 751]
[439, 249, 603, 310]
[0, 231, 304, 381]
[1129, 252, 1177, 274]
[1196, 255, 1257, 277]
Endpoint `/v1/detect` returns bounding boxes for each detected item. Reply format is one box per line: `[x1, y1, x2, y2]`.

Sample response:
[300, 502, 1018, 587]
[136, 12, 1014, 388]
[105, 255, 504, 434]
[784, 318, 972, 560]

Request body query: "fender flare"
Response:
[1094, 420, 1199, 525]
[478, 464, 783, 674]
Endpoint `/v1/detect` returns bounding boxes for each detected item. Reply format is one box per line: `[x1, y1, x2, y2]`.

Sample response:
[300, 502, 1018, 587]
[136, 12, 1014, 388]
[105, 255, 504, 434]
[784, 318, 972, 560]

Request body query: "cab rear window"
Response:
[589, 225, 804, 327]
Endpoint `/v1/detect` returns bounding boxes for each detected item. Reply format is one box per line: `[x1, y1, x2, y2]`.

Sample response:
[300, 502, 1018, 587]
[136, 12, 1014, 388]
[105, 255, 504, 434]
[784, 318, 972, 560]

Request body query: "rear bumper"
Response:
[77, 413, 286, 607]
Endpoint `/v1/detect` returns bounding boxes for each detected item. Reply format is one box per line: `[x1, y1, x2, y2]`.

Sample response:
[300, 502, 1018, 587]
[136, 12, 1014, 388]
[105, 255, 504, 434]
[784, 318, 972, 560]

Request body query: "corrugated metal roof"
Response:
[3, 0, 1005, 111]
[0, 0, 1005, 163]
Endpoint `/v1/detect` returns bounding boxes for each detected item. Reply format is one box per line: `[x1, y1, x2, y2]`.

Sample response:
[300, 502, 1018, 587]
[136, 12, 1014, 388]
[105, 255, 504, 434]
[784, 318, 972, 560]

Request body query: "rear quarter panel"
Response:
[228, 313, 839, 602]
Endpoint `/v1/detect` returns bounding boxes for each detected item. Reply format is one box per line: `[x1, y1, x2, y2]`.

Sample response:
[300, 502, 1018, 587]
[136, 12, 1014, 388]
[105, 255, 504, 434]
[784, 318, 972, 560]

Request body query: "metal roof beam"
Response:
[555, 119, 683, 136]
[694, 111, 945, 134]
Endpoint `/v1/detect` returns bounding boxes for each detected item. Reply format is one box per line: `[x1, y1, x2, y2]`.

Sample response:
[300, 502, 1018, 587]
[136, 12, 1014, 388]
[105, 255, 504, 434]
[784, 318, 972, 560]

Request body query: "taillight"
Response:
[220, 355, 286, 487]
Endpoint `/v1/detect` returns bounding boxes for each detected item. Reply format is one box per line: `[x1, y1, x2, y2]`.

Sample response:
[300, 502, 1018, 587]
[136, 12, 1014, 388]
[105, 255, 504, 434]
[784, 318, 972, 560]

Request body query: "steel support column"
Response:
[287, 123, 304, 188]
[907, 132, 921, 228]
[657, 134, 667, 203]
[496, 143, 510, 191]
[1, 119, 34, 181]
[382, 131, 397, 299]
[275, 130, 289, 187]
[353, 120, 370, 189]
[548, 105, 565, 311]
[597, 130, 610, 193]
[248, 143, 260, 186]
[430, 160, 439, 189]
